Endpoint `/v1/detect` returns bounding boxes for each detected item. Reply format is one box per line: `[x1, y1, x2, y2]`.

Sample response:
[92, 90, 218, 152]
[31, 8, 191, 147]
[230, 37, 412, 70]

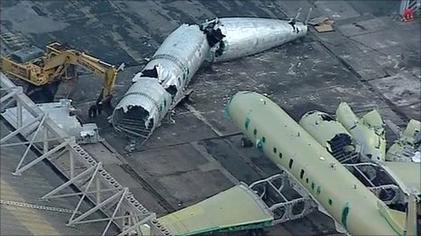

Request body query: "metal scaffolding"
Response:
[0, 73, 171, 236]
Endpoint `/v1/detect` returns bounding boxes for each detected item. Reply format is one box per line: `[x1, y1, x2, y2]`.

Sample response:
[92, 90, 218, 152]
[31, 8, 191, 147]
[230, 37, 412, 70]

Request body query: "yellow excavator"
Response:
[0, 42, 122, 117]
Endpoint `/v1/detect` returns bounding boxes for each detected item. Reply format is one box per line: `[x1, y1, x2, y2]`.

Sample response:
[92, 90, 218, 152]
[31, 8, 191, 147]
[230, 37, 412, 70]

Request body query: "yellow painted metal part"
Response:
[0, 56, 43, 85]
[0, 42, 118, 101]
[158, 184, 273, 235]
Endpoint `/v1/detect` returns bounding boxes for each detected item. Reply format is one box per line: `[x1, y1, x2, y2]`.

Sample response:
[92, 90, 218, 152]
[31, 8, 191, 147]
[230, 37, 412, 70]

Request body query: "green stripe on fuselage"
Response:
[341, 203, 350, 230]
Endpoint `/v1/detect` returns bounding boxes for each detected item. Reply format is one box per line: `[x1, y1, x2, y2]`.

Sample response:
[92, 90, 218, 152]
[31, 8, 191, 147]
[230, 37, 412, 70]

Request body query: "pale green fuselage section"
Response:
[226, 91, 401, 236]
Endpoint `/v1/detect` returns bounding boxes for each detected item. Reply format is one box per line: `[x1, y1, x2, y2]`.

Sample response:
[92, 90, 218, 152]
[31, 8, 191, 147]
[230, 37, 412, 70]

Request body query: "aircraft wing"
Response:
[158, 184, 273, 235]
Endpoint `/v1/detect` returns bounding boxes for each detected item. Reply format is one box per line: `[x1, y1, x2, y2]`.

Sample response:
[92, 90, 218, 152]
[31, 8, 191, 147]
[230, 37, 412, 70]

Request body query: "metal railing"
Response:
[0, 72, 172, 236]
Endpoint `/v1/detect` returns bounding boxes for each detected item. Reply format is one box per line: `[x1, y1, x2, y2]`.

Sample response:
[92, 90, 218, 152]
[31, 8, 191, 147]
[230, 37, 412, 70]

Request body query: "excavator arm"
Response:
[43, 43, 119, 101]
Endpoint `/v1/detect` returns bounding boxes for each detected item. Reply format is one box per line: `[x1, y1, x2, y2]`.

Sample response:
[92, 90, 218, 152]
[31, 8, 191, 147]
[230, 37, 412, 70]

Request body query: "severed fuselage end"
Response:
[112, 18, 307, 144]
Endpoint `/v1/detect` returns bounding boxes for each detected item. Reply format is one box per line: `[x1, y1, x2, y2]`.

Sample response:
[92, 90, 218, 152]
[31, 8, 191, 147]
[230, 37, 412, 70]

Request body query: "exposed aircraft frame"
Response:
[344, 163, 406, 205]
[226, 91, 418, 235]
[249, 171, 317, 224]
[246, 155, 408, 219]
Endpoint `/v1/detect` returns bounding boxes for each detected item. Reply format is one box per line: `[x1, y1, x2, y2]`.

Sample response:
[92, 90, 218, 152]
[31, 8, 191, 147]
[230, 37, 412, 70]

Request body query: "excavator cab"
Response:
[8, 46, 44, 64]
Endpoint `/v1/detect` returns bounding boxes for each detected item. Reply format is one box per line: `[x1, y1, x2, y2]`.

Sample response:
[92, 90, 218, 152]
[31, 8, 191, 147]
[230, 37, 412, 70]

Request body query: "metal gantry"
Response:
[0, 73, 171, 236]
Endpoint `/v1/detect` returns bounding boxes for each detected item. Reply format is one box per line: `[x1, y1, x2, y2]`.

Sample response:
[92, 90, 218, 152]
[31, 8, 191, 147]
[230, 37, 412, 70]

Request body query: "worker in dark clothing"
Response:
[88, 104, 97, 118]
[97, 101, 103, 115]
[288, 18, 299, 33]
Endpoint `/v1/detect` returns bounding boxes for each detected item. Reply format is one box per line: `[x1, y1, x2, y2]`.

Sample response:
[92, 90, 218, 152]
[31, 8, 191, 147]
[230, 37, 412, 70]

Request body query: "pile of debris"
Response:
[308, 17, 335, 33]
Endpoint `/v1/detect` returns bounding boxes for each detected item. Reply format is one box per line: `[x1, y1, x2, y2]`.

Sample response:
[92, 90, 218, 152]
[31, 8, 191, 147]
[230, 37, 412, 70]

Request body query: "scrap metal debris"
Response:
[309, 17, 335, 33]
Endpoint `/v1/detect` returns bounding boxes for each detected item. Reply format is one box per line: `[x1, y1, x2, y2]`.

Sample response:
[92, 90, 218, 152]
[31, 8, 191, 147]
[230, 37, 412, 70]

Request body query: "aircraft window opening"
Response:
[316, 186, 321, 195]
[300, 169, 304, 179]
[279, 153, 282, 159]
[253, 129, 257, 136]
[320, 113, 335, 121]
[245, 118, 250, 130]
[262, 137, 266, 143]
[306, 178, 309, 183]
[257, 140, 263, 152]
[311, 182, 315, 190]
[289, 159, 293, 169]
[328, 199, 333, 205]
[273, 147, 277, 154]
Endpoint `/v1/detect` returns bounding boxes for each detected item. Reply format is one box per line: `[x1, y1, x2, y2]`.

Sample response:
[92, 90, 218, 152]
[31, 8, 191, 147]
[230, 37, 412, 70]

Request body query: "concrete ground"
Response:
[1, 0, 419, 235]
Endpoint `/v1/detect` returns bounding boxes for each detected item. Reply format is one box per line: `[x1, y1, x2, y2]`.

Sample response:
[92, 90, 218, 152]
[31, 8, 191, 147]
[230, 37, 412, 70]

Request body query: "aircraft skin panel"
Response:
[382, 162, 421, 194]
[299, 110, 352, 153]
[226, 91, 401, 236]
[158, 184, 273, 235]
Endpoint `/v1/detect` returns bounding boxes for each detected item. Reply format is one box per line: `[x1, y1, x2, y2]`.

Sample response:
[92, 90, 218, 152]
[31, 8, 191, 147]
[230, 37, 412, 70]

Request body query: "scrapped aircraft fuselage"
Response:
[112, 17, 307, 144]
[226, 91, 402, 236]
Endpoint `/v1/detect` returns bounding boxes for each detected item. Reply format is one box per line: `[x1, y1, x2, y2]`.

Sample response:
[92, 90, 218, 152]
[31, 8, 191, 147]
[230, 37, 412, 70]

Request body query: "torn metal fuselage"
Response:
[336, 102, 387, 162]
[299, 111, 359, 164]
[213, 17, 307, 62]
[113, 24, 209, 141]
[112, 18, 308, 144]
